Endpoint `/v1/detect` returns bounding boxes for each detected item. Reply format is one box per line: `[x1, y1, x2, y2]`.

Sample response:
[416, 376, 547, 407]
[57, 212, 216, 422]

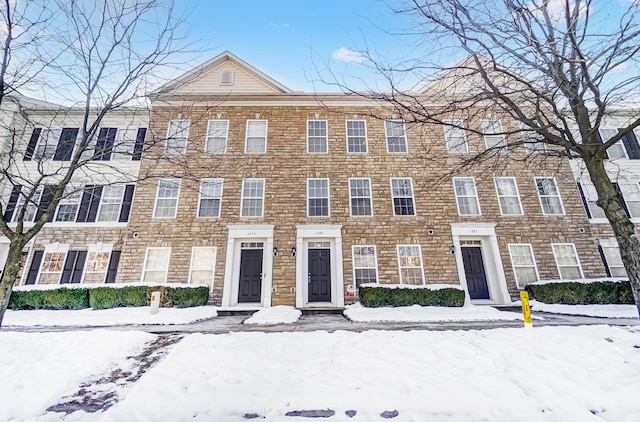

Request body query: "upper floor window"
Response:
[453, 177, 481, 215]
[307, 178, 330, 217]
[24, 127, 79, 161]
[481, 119, 506, 149]
[241, 178, 265, 217]
[307, 120, 328, 153]
[390, 178, 416, 216]
[349, 178, 373, 216]
[520, 123, 547, 153]
[220, 69, 234, 85]
[385, 120, 407, 153]
[245, 120, 267, 154]
[443, 119, 468, 153]
[535, 177, 564, 215]
[551, 243, 583, 279]
[166, 119, 189, 154]
[198, 179, 223, 218]
[97, 185, 126, 222]
[618, 182, 640, 218]
[397, 244, 425, 285]
[599, 128, 627, 159]
[579, 182, 606, 219]
[494, 177, 523, 215]
[508, 244, 539, 288]
[10, 186, 43, 223]
[153, 179, 181, 218]
[54, 186, 82, 222]
[599, 240, 626, 277]
[346, 120, 368, 153]
[82, 127, 146, 161]
[205, 120, 229, 154]
[34, 128, 62, 160]
[352, 246, 378, 288]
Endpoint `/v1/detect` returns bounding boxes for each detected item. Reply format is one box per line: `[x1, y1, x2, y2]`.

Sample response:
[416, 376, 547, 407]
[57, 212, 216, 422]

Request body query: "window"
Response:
[552, 243, 583, 279]
[390, 178, 416, 216]
[12, 186, 43, 223]
[535, 177, 564, 215]
[205, 120, 229, 154]
[83, 250, 111, 283]
[153, 179, 180, 218]
[142, 247, 171, 283]
[307, 120, 328, 153]
[618, 182, 640, 218]
[97, 185, 125, 222]
[397, 245, 425, 285]
[349, 178, 373, 216]
[352, 246, 378, 288]
[165, 119, 189, 154]
[599, 128, 627, 159]
[494, 177, 522, 215]
[34, 129, 62, 160]
[482, 119, 507, 149]
[54, 187, 82, 222]
[307, 179, 329, 217]
[600, 241, 626, 277]
[198, 179, 223, 218]
[508, 244, 539, 288]
[346, 120, 368, 153]
[385, 120, 407, 153]
[520, 123, 546, 152]
[112, 128, 137, 160]
[241, 178, 265, 217]
[38, 251, 66, 284]
[245, 120, 267, 153]
[189, 247, 217, 289]
[443, 119, 468, 153]
[579, 183, 606, 219]
[454, 177, 481, 215]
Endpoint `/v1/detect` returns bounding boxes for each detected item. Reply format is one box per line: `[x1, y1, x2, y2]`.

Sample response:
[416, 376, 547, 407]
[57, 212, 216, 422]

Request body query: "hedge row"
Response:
[359, 285, 465, 307]
[525, 281, 634, 305]
[9, 285, 210, 310]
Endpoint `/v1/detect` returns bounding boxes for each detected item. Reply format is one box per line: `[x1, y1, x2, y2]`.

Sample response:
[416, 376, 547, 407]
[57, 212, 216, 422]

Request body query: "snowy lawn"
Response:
[244, 305, 302, 325]
[2, 326, 637, 421]
[530, 301, 638, 318]
[2, 306, 218, 327]
[344, 303, 524, 322]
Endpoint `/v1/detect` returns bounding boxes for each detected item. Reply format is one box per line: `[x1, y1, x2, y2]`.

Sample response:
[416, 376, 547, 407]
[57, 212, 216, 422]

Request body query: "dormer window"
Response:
[220, 69, 234, 85]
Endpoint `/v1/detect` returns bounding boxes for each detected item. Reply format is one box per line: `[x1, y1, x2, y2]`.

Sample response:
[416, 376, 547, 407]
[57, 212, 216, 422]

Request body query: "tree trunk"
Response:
[0, 240, 28, 328]
[584, 156, 640, 318]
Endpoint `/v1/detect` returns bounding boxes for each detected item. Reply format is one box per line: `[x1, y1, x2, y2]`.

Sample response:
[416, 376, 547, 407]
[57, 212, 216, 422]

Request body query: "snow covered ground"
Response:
[344, 303, 524, 322]
[530, 301, 638, 318]
[1, 325, 639, 421]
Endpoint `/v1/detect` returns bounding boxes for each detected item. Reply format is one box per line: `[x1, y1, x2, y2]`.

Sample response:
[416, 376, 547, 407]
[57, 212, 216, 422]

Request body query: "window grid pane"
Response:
[13, 186, 43, 223]
[454, 178, 480, 215]
[352, 246, 378, 288]
[443, 119, 468, 153]
[198, 179, 223, 217]
[482, 119, 506, 149]
[346, 120, 367, 153]
[83, 251, 110, 284]
[166, 120, 189, 154]
[508, 244, 538, 287]
[38, 252, 66, 284]
[397, 245, 424, 285]
[143, 248, 170, 283]
[112, 128, 137, 160]
[385, 121, 407, 153]
[619, 183, 640, 218]
[307, 179, 329, 216]
[495, 177, 522, 215]
[581, 183, 606, 218]
[97, 185, 125, 222]
[349, 178, 372, 216]
[552, 244, 582, 279]
[190, 247, 216, 287]
[307, 120, 328, 153]
[35, 129, 62, 160]
[246, 120, 267, 153]
[599, 128, 627, 159]
[55, 187, 82, 222]
[154, 179, 180, 218]
[391, 178, 415, 216]
[602, 246, 626, 277]
[536, 177, 564, 215]
[205, 120, 229, 154]
[241, 179, 265, 217]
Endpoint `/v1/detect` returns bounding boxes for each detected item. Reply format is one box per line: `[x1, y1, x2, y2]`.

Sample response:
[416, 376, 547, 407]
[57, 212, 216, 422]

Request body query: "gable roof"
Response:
[151, 51, 292, 96]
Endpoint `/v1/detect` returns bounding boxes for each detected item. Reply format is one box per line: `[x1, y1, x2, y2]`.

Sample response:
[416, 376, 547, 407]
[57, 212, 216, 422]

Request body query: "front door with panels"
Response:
[307, 242, 331, 302]
[238, 242, 264, 303]
[461, 245, 490, 299]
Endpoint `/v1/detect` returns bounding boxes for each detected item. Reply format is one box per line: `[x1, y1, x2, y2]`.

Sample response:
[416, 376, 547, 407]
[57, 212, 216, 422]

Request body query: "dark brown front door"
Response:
[238, 249, 263, 303]
[308, 248, 331, 302]
[462, 246, 490, 299]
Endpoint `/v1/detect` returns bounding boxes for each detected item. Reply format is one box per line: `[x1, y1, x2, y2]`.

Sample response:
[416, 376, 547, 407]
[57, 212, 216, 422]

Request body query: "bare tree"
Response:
[0, 0, 197, 327]
[322, 0, 640, 315]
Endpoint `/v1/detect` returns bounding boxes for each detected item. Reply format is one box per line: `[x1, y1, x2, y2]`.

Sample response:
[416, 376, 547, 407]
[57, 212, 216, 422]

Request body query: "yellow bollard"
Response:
[150, 291, 160, 315]
[520, 291, 533, 327]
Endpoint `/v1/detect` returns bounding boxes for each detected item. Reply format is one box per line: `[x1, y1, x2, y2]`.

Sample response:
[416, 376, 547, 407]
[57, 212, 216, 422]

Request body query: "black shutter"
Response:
[25, 250, 44, 285]
[621, 129, 640, 160]
[36, 185, 56, 222]
[24, 128, 41, 161]
[613, 183, 631, 217]
[105, 251, 121, 283]
[4, 185, 21, 221]
[60, 251, 77, 284]
[576, 183, 591, 218]
[86, 186, 103, 222]
[53, 128, 79, 161]
[118, 185, 135, 222]
[596, 131, 610, 159]
[93, 128, 109, 160]
[76, 186, 94, 223]
[598, 245, 611, 277]
[72, 251, 87, 283]
[132, 128, 146, 161]
[94, 128, 117, 161]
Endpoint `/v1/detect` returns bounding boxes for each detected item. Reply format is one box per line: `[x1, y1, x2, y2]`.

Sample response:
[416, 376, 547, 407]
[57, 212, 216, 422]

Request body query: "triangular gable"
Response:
[152, 51, 291, 96]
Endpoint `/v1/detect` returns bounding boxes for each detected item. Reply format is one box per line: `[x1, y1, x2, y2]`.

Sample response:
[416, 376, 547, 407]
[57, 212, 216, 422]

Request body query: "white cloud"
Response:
[526, 0, 588, 22]
[331, 47, 367, 64]
[268, 22, 290, 28]
[610, 62, 629, 74]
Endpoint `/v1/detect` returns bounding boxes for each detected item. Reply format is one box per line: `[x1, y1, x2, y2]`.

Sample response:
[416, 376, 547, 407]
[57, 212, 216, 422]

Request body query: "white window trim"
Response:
[348, 177, 373, 217]
[385, 120, 408, 153]
[188, 246, 217, 290]
[508, 243, 540, 289]
[443, 119, 468, 153]
[165, 119, 190, 154]
[535, 177, 565, 215]
[244, 119, 268, 154]
[141, 247, 171, 283]
[599, 127, 628, 160]
[306, 119, 329, 154]
[390, 177, 417, 216]
[396, 244, 426, 285]
[453, 177, 482, 216]
[551, 243, 584, 280]
[352, 245, 378, 288]
[36, 243, 70, 285]
[53, 186, 82, 222]
[598, 238, 627, 277]
[494, 177, 523, 216]
[205, 119, 229, 154]
[96, 185, 126, 222]
[81, 243, 114, 284]
[306, 178, 330, 217]
[12, 185, 43, 223]
[197, 178, 223, 218]
[345, 119, 368, 153]
[240, 178, 266, 218]
[152, 179, 181, 219]
[481, 118, 507, 149]
[619, 182, 640, 219]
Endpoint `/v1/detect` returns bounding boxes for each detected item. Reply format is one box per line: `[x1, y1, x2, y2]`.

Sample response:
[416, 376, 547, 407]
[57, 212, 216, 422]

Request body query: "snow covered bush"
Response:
[359, 284, 464, 307]
[525, 280, 634, 305]
[9, 288, 90, 310]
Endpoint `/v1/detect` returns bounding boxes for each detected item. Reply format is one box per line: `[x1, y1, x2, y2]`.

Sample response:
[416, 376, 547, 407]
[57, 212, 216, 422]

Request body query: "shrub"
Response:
[166, 286, 209, 308]
[359, 285, 465, 308]
[525, 280, 634, 305]
[89, 286, 148, 309]
[8, 288, 90, 310]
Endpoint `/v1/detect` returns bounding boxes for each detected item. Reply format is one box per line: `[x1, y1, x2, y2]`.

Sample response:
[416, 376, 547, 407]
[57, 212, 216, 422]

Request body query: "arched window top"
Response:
[220, 69, 234, 85]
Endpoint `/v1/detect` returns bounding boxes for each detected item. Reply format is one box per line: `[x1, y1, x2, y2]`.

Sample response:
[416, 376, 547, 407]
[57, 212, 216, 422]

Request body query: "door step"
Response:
[300, 307, 345, 315]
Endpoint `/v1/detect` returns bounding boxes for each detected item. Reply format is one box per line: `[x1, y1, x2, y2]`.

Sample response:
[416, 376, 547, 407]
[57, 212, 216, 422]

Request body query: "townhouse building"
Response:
[3, 52, 623, 310]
